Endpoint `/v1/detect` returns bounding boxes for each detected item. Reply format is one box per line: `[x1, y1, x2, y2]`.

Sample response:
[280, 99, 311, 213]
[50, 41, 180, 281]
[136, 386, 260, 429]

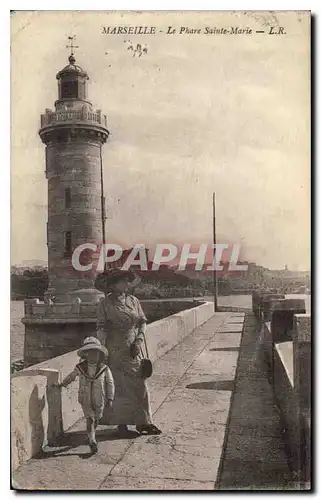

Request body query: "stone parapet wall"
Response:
[22, 299, 206, 365]
[23, 300, 98, 320]
[23, 298, 204, 320]
[254, 288, 311, 486]
[23, 322, 97, 366]
[270, 314, 311, 486]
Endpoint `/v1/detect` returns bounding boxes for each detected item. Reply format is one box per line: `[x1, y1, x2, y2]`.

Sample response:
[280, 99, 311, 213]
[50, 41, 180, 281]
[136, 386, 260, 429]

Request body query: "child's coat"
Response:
[61, 360, 115, 419]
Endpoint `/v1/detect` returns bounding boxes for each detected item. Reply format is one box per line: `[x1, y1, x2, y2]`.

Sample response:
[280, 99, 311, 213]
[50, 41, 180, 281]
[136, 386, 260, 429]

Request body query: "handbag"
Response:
[137, 332, 153, 379]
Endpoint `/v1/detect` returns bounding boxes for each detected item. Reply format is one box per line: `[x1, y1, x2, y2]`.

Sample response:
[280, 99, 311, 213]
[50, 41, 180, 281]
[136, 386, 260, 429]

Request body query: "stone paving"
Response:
[12, 311, 293, 491]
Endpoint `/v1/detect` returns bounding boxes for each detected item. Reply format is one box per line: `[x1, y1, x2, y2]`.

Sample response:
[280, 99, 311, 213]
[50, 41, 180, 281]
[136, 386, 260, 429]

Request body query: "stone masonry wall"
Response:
[46, 141, 103, 300]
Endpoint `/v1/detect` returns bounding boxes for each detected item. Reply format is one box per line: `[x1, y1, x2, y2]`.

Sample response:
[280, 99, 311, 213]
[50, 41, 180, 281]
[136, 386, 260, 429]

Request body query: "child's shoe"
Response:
[89, 441, 98, 454]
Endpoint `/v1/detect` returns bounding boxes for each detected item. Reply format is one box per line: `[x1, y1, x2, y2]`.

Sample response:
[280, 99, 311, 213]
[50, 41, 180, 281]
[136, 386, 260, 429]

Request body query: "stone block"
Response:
[273, 342, 299, 477]
[271, 299, 306, 344]
[23, 321, 97, 365]
[99, 476, 214, 491]
[262, 321, 273, 367]
[110, 437, 221, 483]
[252, 290, 282, 321]
[24, 299, 41, 316]
[218, 323, 243, 333]
[34, 351, 81, 433]
[293, 314, 311, 413]
[145, 302, 214, 362]
[293, 314, 311, 343]
[252, 290, 260, 316]
[262, 294, 286, 321]
[11, 368, 62, 472]
[273, 331, 311, 485]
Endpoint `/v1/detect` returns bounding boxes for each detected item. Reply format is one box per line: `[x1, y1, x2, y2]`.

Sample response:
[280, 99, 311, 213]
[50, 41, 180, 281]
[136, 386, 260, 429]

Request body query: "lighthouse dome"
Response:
[56, 54, 89, 102]
[56, 54, 89, 80]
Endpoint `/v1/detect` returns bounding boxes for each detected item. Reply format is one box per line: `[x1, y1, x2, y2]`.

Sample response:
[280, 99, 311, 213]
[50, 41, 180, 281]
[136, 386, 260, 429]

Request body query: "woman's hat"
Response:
[77, 336, 108, 359]
[94, 268, 141, 292]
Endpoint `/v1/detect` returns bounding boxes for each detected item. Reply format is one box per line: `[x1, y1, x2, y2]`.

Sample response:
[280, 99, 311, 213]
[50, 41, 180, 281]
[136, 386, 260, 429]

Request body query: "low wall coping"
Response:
[271, 298, 306, 312]
[12, 368, 59, 379]
[22, 298, 206, 322]
[22, 317, 97, 325]
[262, 294, 285, 304]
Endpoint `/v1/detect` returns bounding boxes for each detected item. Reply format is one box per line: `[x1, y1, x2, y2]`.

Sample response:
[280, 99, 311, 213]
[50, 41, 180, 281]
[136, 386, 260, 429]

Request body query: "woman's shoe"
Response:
[117, 424, 140, 438]
[136, 424, 162, 435]
[117, 424, 129, 434]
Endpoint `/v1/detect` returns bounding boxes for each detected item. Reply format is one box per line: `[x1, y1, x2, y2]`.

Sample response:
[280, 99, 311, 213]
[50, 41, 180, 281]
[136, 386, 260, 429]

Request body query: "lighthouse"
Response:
[22, 45, 109, 365]
[39, 48, 109, 302]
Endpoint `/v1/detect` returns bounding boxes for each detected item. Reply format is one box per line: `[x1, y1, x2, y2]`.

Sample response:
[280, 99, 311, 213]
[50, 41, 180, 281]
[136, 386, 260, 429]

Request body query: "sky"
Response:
[11, 11, 310, 270]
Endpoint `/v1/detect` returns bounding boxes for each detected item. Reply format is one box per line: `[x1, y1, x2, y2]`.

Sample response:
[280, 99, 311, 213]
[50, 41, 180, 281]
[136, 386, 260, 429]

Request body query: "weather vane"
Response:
[66, 35, 79, 57]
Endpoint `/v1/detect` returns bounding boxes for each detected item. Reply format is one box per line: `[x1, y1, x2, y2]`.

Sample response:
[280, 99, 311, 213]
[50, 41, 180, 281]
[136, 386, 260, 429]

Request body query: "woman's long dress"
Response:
[97, 293, 153, 426]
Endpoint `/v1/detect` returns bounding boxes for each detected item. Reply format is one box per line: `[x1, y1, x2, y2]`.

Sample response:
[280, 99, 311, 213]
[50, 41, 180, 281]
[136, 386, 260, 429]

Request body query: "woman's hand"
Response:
[130, 341, 141, 358]
[97, 329, 106, 345]
[106, 399, 113, 408]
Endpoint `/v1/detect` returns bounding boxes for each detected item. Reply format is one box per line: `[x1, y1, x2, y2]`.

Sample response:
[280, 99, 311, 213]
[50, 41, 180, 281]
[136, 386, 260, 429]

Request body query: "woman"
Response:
[95, 268, 162, 436]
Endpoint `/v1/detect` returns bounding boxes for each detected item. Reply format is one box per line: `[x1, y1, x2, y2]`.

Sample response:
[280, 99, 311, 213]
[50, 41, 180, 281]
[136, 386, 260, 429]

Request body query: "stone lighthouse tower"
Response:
[22, 48, 109, 365]
[39, 51, 109, 302]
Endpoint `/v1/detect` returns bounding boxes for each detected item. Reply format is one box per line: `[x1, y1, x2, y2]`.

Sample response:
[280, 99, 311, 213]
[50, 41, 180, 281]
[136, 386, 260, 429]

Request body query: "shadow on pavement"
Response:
[186, 380, 234, 391]
[210, 347, 239, 352]
[36, 428, 140, 460]
[215, 313, 293, 490]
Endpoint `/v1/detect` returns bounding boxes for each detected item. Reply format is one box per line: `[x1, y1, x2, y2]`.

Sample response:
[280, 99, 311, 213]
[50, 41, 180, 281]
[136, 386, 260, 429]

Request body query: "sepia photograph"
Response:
[10, 10, 311, 491]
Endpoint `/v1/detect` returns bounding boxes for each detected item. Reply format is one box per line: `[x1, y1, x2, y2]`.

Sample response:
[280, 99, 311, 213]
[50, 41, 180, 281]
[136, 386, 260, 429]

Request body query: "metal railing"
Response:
[40, 109, 107, 128]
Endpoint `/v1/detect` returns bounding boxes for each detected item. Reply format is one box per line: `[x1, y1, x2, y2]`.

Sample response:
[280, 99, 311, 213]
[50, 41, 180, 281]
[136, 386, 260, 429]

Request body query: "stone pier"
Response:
[12, 304, 306, 491]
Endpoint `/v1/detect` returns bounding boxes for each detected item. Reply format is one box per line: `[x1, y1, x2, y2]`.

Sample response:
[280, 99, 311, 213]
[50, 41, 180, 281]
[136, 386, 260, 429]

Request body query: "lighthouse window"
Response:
[61, 81, 78, 99]
[65, 188, 71, 208]
[64, 231, 72, 257]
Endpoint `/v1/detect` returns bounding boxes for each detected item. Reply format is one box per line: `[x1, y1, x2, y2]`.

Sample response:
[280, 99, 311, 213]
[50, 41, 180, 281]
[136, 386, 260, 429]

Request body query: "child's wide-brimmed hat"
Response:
[77, 337, 108, 359]
[94, 268, 141, 292]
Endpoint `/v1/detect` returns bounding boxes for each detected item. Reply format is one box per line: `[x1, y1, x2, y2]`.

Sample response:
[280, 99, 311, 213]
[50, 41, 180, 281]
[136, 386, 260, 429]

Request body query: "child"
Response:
[56, 336, 115, 453]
